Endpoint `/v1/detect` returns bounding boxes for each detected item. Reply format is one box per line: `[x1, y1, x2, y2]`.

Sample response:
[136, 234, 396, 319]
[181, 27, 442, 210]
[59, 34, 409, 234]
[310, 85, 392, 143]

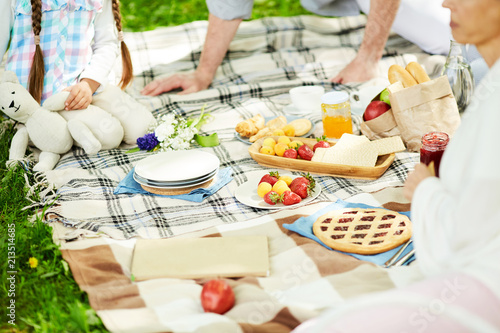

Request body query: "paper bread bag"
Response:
[388, 76, 461, 152]
[359, 107, 401, 141]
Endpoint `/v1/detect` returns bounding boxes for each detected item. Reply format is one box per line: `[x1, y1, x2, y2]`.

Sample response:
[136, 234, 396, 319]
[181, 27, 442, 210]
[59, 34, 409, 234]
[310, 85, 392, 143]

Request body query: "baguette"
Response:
[405, 62, 430, 83]
[388, 64, 418, 88]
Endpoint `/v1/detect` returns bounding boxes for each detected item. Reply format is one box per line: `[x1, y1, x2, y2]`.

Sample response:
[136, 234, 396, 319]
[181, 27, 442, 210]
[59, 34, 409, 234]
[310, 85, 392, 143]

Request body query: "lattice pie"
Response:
[312, 208, 412, 254]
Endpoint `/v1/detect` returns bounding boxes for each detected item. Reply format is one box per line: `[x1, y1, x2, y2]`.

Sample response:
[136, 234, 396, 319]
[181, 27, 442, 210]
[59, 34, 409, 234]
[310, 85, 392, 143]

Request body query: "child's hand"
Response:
[63, 79, 100, 110]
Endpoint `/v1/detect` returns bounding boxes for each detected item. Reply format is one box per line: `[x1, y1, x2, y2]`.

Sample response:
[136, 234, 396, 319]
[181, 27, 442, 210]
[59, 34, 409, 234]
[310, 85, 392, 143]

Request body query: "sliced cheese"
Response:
[322, 145, 378, 167]
[316, 134, 406, 167]
[332, 133, 370, 150]
[321, 134, 377, 167]
[370, 136, 406, 156]
[311, 147, 328, 162]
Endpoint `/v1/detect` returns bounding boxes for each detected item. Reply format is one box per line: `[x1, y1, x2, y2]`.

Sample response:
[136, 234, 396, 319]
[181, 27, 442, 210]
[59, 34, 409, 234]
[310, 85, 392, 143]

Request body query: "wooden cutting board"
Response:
[131, 235, 269, 281]
[248, 136, 395, 180]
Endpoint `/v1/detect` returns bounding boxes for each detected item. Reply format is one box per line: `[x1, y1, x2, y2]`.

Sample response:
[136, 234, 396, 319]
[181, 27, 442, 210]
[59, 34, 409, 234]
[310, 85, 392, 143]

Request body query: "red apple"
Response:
[363, 100, 391, 121]
[201, 279, 235, 314]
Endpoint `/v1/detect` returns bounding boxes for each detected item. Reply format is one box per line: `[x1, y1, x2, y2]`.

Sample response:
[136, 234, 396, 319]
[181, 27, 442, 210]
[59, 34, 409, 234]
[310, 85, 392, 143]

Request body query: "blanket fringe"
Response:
[20, 167, 58, 212]
[44, 211, 105, 242]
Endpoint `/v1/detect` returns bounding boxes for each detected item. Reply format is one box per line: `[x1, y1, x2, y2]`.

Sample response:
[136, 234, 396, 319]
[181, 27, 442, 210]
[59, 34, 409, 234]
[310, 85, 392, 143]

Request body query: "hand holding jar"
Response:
[404, 131, 449, 201]
[420, 131, 449, 177]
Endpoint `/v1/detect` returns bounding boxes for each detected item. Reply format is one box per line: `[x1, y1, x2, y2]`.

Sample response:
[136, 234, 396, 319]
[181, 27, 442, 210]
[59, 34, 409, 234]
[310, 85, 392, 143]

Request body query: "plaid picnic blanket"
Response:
[30, 14, 448, 333]
[38, 15, 443, 241]
[53, 195, 424, 333]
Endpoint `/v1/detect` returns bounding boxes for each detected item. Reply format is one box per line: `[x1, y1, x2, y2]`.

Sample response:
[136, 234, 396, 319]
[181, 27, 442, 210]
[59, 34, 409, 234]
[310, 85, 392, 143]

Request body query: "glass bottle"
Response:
[442, 40, 475, 114]
[320, 91, 352, 139]
[420, 132, 449, 177]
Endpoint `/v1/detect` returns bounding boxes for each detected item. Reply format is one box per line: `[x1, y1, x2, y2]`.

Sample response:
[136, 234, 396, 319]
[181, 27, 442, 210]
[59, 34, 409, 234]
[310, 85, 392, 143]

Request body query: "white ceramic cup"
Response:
[349, 85, 387, 116]
[289, 86, 325, 112]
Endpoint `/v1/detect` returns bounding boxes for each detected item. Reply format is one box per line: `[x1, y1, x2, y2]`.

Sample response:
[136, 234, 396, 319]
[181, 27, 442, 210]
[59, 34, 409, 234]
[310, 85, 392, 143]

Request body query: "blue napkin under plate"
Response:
[283, 199, 415, 266]
[114, 167, 233, 203]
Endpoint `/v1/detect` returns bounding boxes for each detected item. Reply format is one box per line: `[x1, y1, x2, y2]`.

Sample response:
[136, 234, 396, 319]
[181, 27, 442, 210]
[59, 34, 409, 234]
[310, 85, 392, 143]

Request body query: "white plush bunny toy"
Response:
[0, 71, 125, 171]
[1, 71, 73, 171]
[1, 71, 154, 172]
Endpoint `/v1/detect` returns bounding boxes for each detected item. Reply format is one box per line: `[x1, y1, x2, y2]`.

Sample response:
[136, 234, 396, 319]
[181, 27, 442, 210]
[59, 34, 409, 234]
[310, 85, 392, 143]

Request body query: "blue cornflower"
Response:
[137, 133, 159, 151]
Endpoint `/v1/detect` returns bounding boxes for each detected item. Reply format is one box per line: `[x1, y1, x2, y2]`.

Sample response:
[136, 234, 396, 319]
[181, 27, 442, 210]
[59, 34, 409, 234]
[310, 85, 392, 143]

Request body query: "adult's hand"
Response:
[403, 163, 433, 201]
[332, 0, 401, 84]
[330, 56, 378, 84]
[141, 71, 212, 96]
[141, 14, 242, 97]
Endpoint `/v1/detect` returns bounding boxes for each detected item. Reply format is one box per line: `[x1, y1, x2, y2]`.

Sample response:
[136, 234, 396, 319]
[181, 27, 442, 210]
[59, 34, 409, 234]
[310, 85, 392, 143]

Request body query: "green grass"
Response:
[0, 2, 310, 332]
[121, 0, 311, 31]
[0, 121, 104, 333]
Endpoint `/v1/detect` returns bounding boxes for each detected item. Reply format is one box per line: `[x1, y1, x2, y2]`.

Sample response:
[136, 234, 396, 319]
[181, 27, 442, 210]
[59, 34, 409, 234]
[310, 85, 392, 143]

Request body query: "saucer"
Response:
[283, 104, 318, 116]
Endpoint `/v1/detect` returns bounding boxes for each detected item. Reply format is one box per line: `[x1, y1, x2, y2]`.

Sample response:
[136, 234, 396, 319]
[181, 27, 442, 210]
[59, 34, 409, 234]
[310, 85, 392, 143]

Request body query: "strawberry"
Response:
[281, 191, 302, 206]
[283, 148, 298, 159]
[259, 171, 280, 186]
[263, 191, 281, 205]
[297, 144, 314, 161]
[289, 182, 308, 199]
[289, 173, 316, 199]
[313, 136, 331, 152]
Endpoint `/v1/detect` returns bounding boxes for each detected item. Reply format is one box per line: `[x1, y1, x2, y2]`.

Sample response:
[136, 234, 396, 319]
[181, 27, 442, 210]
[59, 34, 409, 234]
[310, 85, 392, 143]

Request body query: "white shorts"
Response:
[355, 0, 452, 55]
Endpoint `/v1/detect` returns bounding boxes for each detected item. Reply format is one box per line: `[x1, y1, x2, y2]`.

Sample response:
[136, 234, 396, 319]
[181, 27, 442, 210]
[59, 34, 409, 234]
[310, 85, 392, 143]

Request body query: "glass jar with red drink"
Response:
[420, 132, 449, 177]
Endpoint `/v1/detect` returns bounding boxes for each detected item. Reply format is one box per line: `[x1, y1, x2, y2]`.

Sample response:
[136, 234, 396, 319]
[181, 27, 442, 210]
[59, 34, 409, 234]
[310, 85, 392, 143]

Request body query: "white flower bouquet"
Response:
[129, 105, 217, 153]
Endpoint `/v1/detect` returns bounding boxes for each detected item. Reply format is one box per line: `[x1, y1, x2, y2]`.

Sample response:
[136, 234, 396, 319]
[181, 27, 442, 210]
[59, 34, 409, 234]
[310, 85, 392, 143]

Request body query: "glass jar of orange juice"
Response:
[321, 91, 353, 139]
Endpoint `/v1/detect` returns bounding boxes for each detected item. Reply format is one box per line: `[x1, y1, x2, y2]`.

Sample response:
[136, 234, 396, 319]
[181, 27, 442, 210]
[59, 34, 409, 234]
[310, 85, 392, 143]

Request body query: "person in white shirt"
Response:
[0, 0, 132, 108]
[293, 0, 500, 331]
[141, 0, 452, 96]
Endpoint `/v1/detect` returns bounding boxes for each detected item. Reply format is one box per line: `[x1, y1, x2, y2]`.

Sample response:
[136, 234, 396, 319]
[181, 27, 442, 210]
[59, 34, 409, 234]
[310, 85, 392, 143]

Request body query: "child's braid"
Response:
[111, 0, 133, 89]
[28, 0, 45, 103]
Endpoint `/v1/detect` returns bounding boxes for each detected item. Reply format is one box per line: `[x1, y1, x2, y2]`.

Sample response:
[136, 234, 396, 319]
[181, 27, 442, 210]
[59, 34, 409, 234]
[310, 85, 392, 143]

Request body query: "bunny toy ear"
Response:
[1, 71, 21, 84]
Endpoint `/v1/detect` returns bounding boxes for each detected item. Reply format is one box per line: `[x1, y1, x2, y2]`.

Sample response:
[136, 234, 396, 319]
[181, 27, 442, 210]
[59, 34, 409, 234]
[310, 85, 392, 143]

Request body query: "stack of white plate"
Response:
[134, 150, 220, 189]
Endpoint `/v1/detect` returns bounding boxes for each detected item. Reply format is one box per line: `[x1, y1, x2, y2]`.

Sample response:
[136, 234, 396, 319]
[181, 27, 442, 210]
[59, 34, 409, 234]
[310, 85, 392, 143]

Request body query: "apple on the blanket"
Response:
[201, 279, 235, 314]
[363, 100, 391, 121]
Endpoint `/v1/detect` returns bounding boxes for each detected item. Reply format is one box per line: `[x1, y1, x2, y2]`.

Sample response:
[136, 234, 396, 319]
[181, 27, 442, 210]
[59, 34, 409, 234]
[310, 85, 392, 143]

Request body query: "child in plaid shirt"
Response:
[0, 0, 133, 109]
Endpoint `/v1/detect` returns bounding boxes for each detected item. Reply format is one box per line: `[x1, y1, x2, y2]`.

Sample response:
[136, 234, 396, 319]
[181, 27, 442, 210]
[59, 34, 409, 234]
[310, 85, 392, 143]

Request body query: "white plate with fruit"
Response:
[234, 171, 321, 210]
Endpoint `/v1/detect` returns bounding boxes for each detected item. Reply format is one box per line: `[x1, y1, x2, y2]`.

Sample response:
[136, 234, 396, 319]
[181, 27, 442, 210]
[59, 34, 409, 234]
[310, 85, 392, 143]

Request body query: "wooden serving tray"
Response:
[248, 136, 395, 180]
